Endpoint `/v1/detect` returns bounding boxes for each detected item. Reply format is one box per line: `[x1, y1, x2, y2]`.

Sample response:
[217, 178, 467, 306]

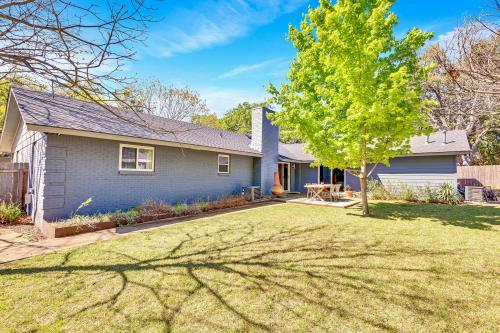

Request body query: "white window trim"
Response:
[218, 154, 230, 174]
[119, 143, 155, 172]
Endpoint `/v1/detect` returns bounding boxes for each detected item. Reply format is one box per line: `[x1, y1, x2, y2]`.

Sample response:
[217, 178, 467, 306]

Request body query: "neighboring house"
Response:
[0, 87, 470, 227]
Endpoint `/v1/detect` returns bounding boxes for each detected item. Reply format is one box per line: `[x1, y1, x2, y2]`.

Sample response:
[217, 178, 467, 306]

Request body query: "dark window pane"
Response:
[219, 164, 229, 173]
[121, 147, 137, 169]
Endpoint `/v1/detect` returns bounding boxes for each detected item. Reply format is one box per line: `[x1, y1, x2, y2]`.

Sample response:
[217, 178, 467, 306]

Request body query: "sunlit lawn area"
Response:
[0, 202, 499, 332]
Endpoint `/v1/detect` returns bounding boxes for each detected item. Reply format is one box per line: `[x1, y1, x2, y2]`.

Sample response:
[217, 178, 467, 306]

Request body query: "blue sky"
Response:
[128, 0, 490, 116]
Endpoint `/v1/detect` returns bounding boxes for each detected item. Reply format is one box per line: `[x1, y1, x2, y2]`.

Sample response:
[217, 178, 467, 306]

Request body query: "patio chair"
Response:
[305, 183, 313, 198]
[320, 187, 331, 201]
[331, 184, 342, 201]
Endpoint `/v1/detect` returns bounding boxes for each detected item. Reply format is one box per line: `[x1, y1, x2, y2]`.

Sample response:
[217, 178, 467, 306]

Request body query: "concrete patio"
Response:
[277, 195, 361, 208]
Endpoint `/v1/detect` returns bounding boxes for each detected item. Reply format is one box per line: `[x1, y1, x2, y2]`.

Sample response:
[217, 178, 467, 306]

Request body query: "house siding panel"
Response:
[43, 134, 254, 220]
[293, 163, 318, 193]
[345, 155, 458, 191]
[12, 120, 47, 226]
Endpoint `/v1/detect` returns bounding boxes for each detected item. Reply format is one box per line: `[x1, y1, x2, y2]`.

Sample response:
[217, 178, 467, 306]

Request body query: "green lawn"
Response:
[1, 202, 499, 332]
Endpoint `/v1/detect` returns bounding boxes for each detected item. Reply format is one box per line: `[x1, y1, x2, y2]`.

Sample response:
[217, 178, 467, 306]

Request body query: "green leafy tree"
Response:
[0, 83, 10, 124]
[191, 113, 219, 128]
[218, 101, 302, 143]
[268, 0, 433, 215]
[218, 102, 267, 134]
[474, 130, 500, 165]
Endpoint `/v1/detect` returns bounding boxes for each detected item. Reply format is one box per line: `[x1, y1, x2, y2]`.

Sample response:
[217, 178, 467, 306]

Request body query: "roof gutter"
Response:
[26, 124, 262, 157]
[278, 157, 315, 163]
[403, 151, 471, 157]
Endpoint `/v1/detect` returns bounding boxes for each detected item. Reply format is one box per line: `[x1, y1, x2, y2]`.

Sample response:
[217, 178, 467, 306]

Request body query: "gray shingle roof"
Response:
[11, 87, 260, 155]
[279, 143, 315, 162]
[279, 130, 470, 163]
[409, 130, 470, 155]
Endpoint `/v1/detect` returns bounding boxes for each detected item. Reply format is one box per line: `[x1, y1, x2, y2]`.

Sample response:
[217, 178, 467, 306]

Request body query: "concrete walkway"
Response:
[0, 201, 280, 264]
[0, 228, 116, 264]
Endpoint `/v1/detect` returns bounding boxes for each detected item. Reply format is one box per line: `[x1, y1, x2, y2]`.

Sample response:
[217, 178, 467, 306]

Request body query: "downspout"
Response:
[27, 141, 36, 216]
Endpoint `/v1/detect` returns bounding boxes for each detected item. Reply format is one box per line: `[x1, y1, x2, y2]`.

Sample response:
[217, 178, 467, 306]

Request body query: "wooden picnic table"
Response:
[304, 183, 333, 201]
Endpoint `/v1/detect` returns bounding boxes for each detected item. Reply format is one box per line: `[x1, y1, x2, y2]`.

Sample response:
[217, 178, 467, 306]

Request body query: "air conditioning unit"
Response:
[243, 186, 261, 201]
[464, 186, 483, 202]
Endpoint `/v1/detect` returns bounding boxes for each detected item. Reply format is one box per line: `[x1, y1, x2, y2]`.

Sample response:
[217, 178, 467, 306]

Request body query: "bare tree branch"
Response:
[117, 79, 209, 122]
[422, 1, 500, 165]
[0, 0, 159, 117]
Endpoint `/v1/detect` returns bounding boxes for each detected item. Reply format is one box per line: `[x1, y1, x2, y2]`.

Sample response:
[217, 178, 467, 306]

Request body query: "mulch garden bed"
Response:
[0, 216, 45, 241]
[43, 198, 273, 239]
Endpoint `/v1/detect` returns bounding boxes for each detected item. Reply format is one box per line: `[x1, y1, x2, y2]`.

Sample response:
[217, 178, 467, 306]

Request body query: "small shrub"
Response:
[56, 213, 111, 227]
[205, 196, 247, 211]
[72, 196, 94, 217]
[418, 184, 438, 203]
[436, 182, 463, 205]
[367, 181, 461, 205]
[172, 203, 190, 216]
[136, 200, 173, 215]
[110, 210, 138, 226]
[400, 184, 417, 202]
[136, 200, 175, 221]
[180, 203, 203, 216]
[193, 200, 210, 212]
[0, 201, 23, 224]
[367, 179, 393, 200]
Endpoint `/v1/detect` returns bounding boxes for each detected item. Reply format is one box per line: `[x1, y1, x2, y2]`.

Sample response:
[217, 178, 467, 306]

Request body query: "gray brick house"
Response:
[0, 87, 469, 227]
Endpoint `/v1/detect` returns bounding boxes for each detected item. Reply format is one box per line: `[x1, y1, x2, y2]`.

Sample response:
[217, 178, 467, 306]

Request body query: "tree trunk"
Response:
[462, 134, 484, 166]
[360, 143, 369, 216]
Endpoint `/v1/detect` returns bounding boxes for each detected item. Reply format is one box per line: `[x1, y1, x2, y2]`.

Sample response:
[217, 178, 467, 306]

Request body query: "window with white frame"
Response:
[119, 144, 154, 171]
[218, 154, 230, 174]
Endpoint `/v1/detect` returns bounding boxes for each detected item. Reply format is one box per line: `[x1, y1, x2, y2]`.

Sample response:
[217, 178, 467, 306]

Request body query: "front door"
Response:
[279, 163, 290, 192]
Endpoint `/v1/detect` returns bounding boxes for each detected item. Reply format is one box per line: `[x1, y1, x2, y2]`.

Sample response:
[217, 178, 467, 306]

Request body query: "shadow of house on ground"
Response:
[348, 202, 500, 230]
[0, 203, 499, 332]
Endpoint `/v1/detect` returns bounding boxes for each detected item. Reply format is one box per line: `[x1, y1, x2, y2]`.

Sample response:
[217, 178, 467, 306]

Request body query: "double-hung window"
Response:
[119, 144, 154, 171]
[218, 154, 230, 174]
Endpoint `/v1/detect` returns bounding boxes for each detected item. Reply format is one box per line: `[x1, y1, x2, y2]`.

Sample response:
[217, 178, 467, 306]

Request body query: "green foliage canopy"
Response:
[191, 113, 219, 128]
[216, 101, 301, 143]
[218, 101, 266, 134]
[268, 0, 434, 171]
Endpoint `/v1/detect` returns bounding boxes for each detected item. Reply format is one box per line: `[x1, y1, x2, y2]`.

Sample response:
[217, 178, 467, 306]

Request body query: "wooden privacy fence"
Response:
[0, 162, 28, 206]
[457, 165, 500, 188]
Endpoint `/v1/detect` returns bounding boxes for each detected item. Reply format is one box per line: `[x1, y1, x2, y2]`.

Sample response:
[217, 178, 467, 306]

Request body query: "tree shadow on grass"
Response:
[0, 219, 490, 332]
[347, 202, 500, 230]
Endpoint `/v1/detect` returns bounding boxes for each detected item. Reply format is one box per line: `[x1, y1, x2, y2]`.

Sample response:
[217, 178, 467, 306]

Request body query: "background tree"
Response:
[0, 75, 44, 127]
[217, 101, 302, 142]
[422, 2, 499, 165]
[474, 130, 500, 165]
[118, 80, 209, 121]
[0, 0, 155, 105]
[218, 102, 267, 134]
[191, 113, 219, 128]
[268, 0, 433, 215]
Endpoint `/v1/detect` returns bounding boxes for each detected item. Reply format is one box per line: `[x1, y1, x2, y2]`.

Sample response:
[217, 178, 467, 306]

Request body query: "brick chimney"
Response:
[251, 107, 279, 194]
